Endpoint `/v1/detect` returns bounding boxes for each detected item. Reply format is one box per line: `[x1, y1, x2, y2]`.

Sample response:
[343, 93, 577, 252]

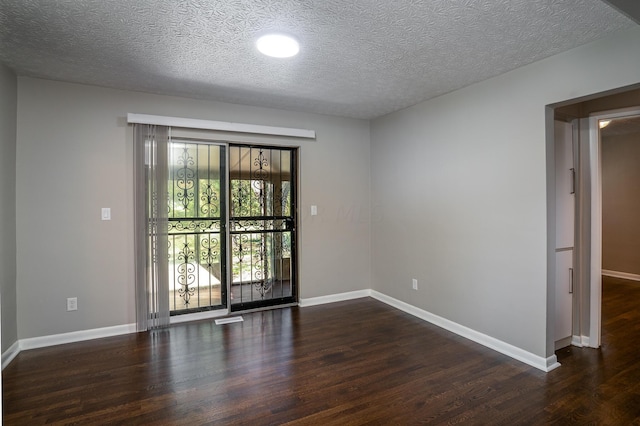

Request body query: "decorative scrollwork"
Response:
[168, 219, 220, 233]
[252, 179, 265, 213]
[253, 148, 269, 180]
[232, 234, 250, 275]
[230, 219, 290, 233]
[176, 240, 196, 306]
[232, 235, 244, 258]
[273, 234, 283, 259]
[200, 237, 219, 269]
[252, 149, 270, 214]
[231, 181, 251, 217]
[253, 238, 272, 296]
[176, 147, 195, 210]
[200, 183, 219, 215]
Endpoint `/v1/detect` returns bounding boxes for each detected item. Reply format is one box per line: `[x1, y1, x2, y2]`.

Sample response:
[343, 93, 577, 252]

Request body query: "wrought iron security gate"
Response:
[166, 141, 296, 315]
[229, 145, 297, 311]
[168, 141, 227, 314]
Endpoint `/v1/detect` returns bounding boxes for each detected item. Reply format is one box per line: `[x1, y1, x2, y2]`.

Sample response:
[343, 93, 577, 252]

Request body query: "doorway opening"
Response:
[550, 85, 640, 354]
[585, 109, 640, 347]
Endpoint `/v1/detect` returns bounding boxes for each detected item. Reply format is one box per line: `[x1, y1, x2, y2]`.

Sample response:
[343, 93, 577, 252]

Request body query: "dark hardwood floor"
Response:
[4, 276, 640, 425]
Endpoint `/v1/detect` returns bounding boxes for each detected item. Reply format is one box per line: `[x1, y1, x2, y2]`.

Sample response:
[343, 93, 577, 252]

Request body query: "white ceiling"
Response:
[0, 0, 635, 119]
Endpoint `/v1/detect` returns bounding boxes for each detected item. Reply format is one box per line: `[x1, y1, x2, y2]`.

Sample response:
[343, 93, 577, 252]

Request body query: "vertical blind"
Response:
[134, 124, 170, 331]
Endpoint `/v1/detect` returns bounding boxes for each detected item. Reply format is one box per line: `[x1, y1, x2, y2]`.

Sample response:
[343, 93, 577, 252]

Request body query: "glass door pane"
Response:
[168, 141, 227, 314]
[229, 145, 297, 311]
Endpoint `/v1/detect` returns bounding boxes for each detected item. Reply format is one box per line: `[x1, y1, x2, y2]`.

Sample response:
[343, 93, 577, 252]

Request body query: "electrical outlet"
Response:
[412, 278, 418, 290]
[67, 297, 78, 311]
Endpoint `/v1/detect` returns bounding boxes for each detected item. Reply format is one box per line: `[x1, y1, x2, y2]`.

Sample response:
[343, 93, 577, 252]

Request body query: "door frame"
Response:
[170, 141, 301, 321]
[227, 144, 299, 312]
[583, 107, 640, 347]
[169, 139, 230, 324]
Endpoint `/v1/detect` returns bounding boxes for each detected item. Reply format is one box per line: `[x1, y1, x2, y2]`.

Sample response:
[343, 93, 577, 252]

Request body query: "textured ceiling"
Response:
[0, 0, 635, 119]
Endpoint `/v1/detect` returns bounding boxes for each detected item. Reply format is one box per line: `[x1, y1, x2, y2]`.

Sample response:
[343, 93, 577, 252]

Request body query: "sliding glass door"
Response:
[165, 141, 297, 316]
[168, 140, 227, 314]
[228, 145, 297, 311]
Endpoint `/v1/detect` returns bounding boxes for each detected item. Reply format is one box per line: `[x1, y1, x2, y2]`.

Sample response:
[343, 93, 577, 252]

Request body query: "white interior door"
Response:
[554, 121, 575, 348]
[555, 250, 573, 345]
[555, 121, 575, 249]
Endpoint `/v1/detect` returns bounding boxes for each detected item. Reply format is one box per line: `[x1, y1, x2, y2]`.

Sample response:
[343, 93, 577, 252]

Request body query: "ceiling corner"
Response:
[600, 0, 640, 24]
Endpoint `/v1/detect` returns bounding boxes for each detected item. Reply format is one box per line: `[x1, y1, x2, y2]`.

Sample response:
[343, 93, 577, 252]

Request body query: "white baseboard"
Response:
[5, 290, 561, 374]
[370, 290, 559, 372]
[2, 340, 20, 370]
[602, 270, 640, 282]
[299, 289, 371, 307]
[571, 335, 590, 348]
[19, 323, 136, 351]
[2, 324, 137, 370]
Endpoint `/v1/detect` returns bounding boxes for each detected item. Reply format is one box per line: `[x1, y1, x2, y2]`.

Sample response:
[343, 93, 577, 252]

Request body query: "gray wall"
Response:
[370, 26, 640, 358]
[16, 79, 371, 339]
[10, 25, 640, 362]
[0, 64, 18, 352]
[602, 129, 640, 275]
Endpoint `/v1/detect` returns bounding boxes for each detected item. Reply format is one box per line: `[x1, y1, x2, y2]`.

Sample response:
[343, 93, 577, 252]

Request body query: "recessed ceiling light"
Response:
[256, 34, 299, 58]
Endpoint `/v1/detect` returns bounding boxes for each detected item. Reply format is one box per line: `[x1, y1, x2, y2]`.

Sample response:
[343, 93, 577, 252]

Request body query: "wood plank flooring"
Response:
[3, 276, 640, 425]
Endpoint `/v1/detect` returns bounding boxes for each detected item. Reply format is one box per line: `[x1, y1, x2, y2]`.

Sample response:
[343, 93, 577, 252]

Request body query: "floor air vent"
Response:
[215, 316, 244, 325]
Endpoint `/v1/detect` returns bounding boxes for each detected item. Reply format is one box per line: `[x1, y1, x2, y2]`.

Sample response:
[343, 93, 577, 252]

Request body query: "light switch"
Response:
[101, 208, 111, 221]
[310, 205, 318, 216]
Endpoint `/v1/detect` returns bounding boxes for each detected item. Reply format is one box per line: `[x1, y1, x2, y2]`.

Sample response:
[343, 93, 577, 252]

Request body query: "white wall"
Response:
[0, 64, 18, 352]
[16, 79, 371, 340]
[370, 26, 640, 359]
